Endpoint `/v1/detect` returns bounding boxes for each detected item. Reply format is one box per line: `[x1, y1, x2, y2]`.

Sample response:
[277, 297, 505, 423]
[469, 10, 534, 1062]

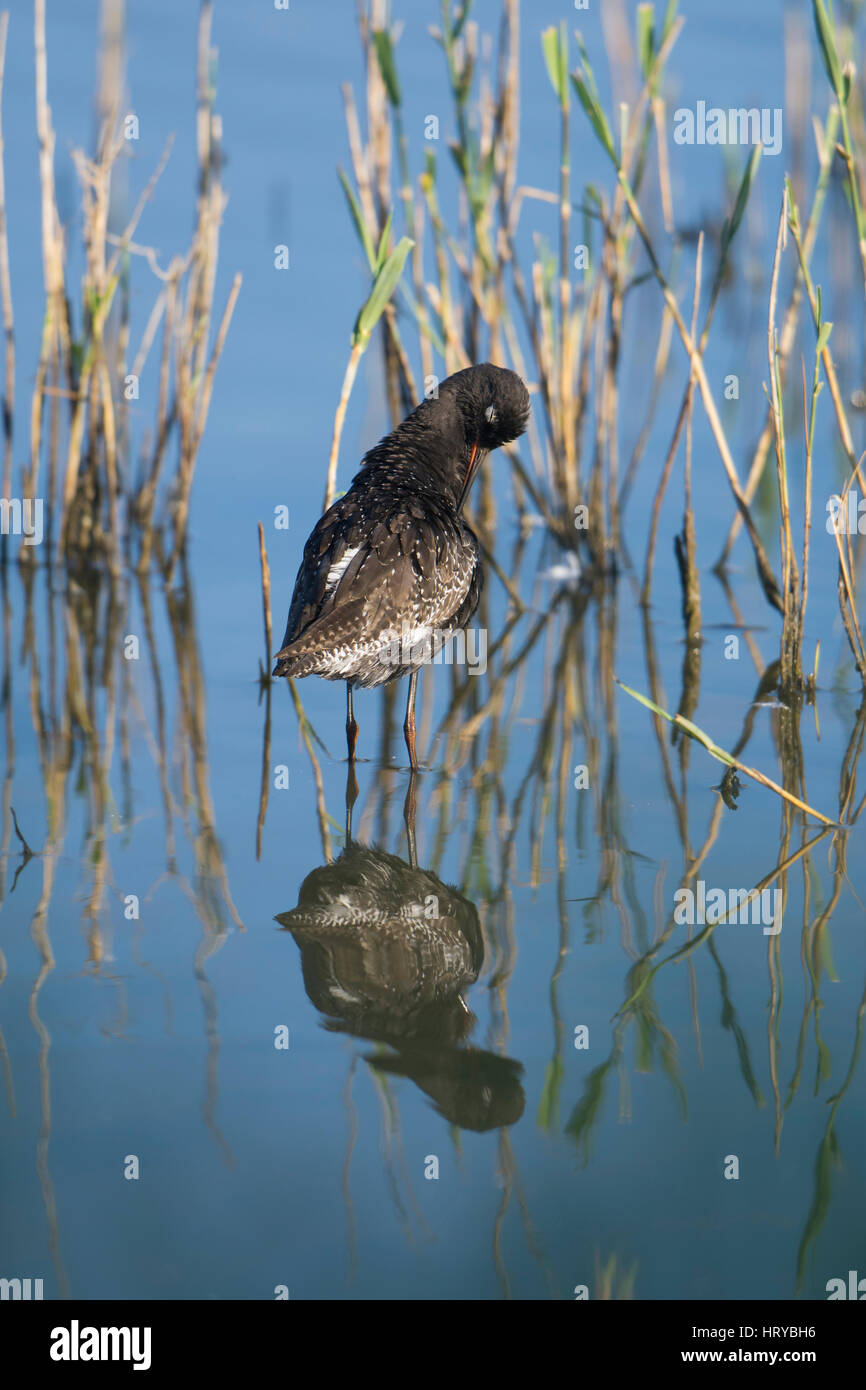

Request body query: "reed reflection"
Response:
[0, 556, 243, 1295]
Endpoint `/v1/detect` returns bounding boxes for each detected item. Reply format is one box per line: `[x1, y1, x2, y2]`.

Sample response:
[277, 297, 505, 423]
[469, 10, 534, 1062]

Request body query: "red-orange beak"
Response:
[458, 439, 483, 512]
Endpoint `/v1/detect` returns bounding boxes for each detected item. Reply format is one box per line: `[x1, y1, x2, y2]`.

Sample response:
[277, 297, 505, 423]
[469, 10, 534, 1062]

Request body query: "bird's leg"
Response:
[346, 682, 358, 761]
[403, 670, 419, 770]
[403, 769, 418, 868]
[346, 683, 359, 808]
[345, 761, 359, 844]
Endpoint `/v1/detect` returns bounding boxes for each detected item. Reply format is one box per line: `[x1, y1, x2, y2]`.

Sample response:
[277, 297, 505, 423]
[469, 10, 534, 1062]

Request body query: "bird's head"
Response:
[438, 363, 531, 511]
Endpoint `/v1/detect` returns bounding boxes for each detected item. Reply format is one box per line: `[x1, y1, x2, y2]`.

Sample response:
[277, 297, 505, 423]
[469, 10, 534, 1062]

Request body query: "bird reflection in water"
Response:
[276, 773, 524, 1132]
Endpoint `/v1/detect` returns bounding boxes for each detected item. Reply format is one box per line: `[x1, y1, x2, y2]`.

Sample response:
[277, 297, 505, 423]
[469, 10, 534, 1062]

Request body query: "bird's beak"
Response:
[457, 439, 485, 512]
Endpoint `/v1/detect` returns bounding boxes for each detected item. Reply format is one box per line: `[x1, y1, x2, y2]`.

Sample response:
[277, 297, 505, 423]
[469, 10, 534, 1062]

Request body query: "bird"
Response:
[272, 363, 530, 768]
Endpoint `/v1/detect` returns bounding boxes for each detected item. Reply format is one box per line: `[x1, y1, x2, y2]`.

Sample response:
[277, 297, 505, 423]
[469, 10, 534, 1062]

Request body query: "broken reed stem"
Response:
[616, 678, 838, 827]
[257, 521, 273, 679]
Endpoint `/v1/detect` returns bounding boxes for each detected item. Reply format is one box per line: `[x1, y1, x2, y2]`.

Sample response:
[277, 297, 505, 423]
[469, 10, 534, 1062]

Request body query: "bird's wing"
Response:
[277, 497, 367, 649]
[275, 494, 479, 665]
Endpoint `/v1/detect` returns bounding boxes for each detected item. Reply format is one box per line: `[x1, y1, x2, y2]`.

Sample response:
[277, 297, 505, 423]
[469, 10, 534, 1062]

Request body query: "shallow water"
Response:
[1, 0, 864, 1301]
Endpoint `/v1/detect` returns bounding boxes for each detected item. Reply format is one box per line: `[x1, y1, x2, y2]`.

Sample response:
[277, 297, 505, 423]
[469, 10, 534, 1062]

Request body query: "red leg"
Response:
[403, 670, 419, 770]
[346, 683, 358, 762]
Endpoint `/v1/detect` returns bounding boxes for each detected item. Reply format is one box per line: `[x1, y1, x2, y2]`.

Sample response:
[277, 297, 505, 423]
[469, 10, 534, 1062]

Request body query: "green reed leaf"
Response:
[721, 145, 762, 258]
[375, 210, 394, 274]
[637, 4, 655, 79]
[337, 167, 377, 271]
[542, 22, 569, 107]
[372, 29, 401, 108]
[352, 236, 414, 346]
[571, 72, 618, 167]
[812, 0, 844, 100]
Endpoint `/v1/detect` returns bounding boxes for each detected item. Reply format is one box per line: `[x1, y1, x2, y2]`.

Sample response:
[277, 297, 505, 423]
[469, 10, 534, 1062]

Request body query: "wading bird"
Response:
[273, 363, 530, 768]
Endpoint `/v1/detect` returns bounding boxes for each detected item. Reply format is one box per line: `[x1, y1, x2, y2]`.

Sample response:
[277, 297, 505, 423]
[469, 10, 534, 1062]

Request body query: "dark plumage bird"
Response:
[276, 843, 525, 1130]
[273, 363, 531, 767]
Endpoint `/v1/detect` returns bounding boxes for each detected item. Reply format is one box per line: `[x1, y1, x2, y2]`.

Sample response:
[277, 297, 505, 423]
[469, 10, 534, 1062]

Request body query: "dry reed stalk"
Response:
[167, 270, 241, 575]
[618, 298, 674, 514]
[651, 93, 673, 234]
[787, 203, 865, 494]
[799, 357, 813, 667]
[556, 40, 574, 496]
[0, 12, 12, 520]
[785, 193, 866, 686]
[169, 5, 227, 572]
[642, 164, 757, 599]
[341, 82, 378, 243]
[620, 179, 782, 613]
[255, 522, 273, 859]
[30, 0, 70, 509]
[719, 106, 839, 565]
[324, 341, 364, 512]
[98, 361, 120, 568]
[766, 190, 802, 692]
[256, 685, 271, 862]
[55, 0, 127, 559]
[257, 521, 273, 680]
[831, 527, 866, 683]
[136, 263, 180, 572]
[674, 232, 703, 649]
[287, 678, 332, 861]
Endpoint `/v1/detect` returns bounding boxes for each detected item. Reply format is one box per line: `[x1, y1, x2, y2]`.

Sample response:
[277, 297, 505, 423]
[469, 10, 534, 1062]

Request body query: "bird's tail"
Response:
[272, 640, 318, 679]
[272, 599, 370, 679]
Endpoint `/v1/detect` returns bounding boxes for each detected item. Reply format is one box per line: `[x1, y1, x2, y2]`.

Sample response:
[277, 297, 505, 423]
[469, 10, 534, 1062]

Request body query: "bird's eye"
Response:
[484, 405, 497, 424]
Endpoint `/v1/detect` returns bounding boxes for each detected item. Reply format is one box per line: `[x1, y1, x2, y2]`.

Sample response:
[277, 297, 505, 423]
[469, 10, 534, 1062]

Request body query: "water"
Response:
[1, 0, 864, 1301]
